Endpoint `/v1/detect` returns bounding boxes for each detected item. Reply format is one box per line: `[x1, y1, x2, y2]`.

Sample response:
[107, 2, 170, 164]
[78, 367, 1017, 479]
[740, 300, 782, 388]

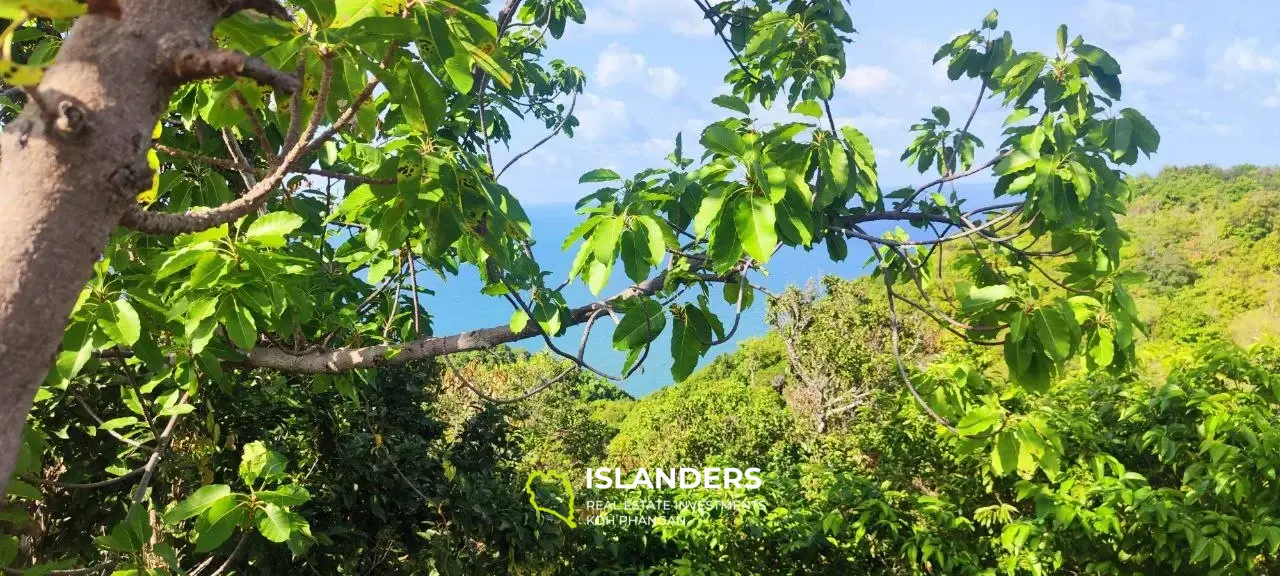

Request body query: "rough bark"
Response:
[0, 0, 227, 497]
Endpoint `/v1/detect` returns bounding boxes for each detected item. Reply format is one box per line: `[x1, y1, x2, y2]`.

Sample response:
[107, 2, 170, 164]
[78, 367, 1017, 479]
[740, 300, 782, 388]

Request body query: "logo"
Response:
[525, 470, 576, 528]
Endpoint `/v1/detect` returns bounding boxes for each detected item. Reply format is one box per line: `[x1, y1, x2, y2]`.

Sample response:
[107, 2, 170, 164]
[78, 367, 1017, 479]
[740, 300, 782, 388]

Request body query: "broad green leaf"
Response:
[957, 406, 1001, 437]
[509, 309, 529, 333]
[1121, 108, 1160, 155]
[244, 212, 304, 247]
[590, 216, 623, 265]
[464, 41, 513, 88]
[1090, 327, 1115, 367]
[701, 125, 746, 157]
[670, 305, 710, 381]
[393, 60, 445, 132]
[240, 441, 287, 486]
[1074, 44, 1121, 75]
[220, 298, 257, 350]
[98, 299, 141, 347]
[619, 228, 651, 283]
[579, 168, 621, 183]
[734, 193, 777, 263]
[165, 485, 232, 524]
[612, 298, 666, 350]
[256, 485, 312, 507]
[961, 284, 1018, 312]
[193, 495, 246, 552]
[792, 100, 823, 118]
[636, 215, 669, 265]
[711, 95, 751, 115]
[991, 431, 1019, 476]
[332, 0, 398, 28]
[1034, 306, 1073, 362]
[254, 503, 297, 543]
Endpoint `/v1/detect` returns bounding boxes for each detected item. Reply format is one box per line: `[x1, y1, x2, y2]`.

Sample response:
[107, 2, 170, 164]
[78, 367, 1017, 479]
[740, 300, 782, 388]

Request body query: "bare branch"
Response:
[122, 59, 334, 234]
[496, 91, 578, 180]
[23, 465, 144, 490]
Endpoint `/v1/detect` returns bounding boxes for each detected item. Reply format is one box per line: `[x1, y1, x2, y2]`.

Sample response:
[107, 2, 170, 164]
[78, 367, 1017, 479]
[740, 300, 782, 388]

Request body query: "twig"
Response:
[496, 91, 578, 180]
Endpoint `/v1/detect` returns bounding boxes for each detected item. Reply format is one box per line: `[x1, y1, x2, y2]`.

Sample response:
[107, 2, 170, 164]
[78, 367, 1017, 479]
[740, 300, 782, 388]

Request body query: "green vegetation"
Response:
[7, 0, 1278, 574]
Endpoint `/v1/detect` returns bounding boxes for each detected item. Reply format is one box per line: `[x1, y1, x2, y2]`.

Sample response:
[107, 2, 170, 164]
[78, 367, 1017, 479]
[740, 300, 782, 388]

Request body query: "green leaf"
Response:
[220, 298, 257, 350]
[670, 305, 710, 381]
[957, 406, 1001, 437]
[701, 125, 746, 157]
[961, 284, 1019, 312]
[393, 60, 445, 133]
[464, 41, 513, 88]
[1110, 117, 1132, 157]
[256, 485, 312, 507]
[98, 299, 142, 347]
[1090, 327, 1115, 367]
[991, 431, 1019, 476]
[931, 106, 950, 126]
[1056, 25, 1068, 55]
[244, 212, 304, 247]
[983, 9, 999, 30]
[509, 309, 529, 333]
[619, 228, 651, 283]
[165, 485, 232, 524]
[240, 441, 288, 486]
[613, 298, 667, 351]
[636, 215, 670, 266]
[579, 168, 621, 183]
[792, 100, 823, 118]
[1121, 108, 1160, 155]
[193, 495, 246, 552]
[254, 503, 297, 543]
[590, 216, 624, 265]
[332, 0, 389, 28]
[711, 95, 751, 115]
[1034, 307, 1073, 362]
[734, 193, 777, 264]
[1074, 44, 1121, 75]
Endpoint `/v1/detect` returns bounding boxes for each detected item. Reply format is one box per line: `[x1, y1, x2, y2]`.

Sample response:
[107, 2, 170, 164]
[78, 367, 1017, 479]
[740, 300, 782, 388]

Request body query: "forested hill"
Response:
[1123, 165, 1280, 352]
[511, 164, 1280, 574]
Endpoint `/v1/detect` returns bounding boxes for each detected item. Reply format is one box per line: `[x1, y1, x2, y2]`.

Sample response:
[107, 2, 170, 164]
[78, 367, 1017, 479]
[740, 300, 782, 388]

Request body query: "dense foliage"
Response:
[15, 1, 1270, 575]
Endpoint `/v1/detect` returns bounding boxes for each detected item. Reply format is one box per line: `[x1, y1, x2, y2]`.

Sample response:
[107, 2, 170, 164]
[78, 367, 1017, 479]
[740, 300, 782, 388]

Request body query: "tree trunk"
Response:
[0, 0, 222, 497]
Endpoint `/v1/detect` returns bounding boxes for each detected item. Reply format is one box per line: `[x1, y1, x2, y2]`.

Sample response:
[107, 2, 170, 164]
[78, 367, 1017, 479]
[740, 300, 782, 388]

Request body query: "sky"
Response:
[495, 0, 1280, 206]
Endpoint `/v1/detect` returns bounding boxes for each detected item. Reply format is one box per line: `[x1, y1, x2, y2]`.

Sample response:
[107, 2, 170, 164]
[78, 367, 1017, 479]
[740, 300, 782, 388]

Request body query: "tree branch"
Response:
[244, 266, 716, 373]
[121, 58, 334, 234]
[171, 48, 300, 95]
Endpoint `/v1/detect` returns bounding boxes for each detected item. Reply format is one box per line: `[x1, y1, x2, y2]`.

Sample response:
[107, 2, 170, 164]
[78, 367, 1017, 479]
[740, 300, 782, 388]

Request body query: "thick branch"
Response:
[171, 48, 300, 94]
[246, 269, 682, 373]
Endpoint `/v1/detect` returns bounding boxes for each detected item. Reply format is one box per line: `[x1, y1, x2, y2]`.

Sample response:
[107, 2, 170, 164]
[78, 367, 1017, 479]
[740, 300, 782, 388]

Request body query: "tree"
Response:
[0, 0, 1157, 571]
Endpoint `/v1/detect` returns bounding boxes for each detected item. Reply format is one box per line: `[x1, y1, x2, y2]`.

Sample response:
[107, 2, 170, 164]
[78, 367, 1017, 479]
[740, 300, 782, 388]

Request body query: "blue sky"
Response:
[496, 0, 1280, 206]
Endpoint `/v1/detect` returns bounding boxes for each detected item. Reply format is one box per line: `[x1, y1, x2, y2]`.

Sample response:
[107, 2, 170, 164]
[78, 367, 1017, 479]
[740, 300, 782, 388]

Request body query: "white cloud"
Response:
[646, 66, 685, 99]
[838, 65, 905, 95]
[833, 113, 903, 135]
[1222, 38, 1280, 74]
[1080, 0, 1137, 40]
[574, 93, 629, 142]
[596, 45, 646, 87]
[1120, 24, 1186, 85]
[594, 44, 685, 100]
[584, 0, 705, 37]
